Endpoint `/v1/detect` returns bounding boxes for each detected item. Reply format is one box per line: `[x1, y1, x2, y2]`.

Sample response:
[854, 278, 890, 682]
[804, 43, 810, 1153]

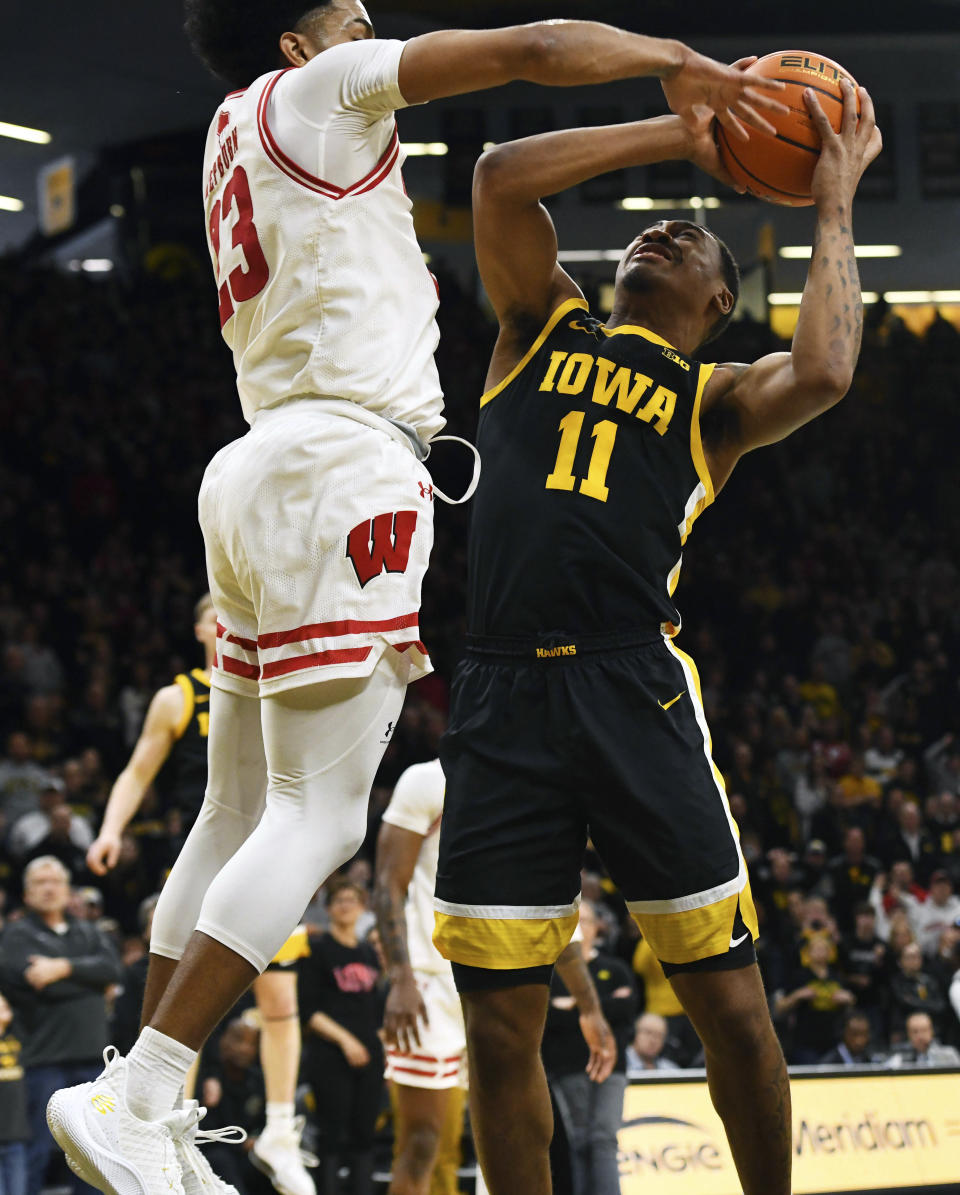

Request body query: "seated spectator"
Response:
[21, 802, 90, 883]
[881, 801, 939, 884]
[887, 1011, 960, 1067]
[888, 942, 947, 1040]
[819, 1009, 886, 1066]
[630, 935, 697, 1066]
[828, 828, 880, 930]
[797, 839, 831, 897]
[625, 1014, 680, 1074]
[0, 989, 29, 1195]
[7, 778, 92, 859]
[0, 731, 52, 827]
[774, 934, 856, 1064]
[864, 725, 902, 785]
[911, 871, 960, 954]
[839, 903, 890, 1042]
[198, 1018, 265, 1195]
[836, 752, 883, 809]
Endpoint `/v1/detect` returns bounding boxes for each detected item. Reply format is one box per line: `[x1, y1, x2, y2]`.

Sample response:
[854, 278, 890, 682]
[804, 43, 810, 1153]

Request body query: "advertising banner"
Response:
[618, 1070, 960, 1194]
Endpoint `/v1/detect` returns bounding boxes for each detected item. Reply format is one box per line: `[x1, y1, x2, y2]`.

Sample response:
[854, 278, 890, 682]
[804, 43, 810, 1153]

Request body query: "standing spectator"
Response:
[888, 1011, 960, 1067]
[774, 935, 856, 1064]
[7, 780, 93, 861]
[864, 726, 902, 785]
[881, 802, 939, 884]
[542, 901, 636, 1195]
[0, 856, 120, 1194]
[299, 883, 382, 1195]
[625, 1014, 680, 1074]
[0, 989, 28, 1195]
[819, 1010, 886, 1066]
[888, 943, 947, 1039]
[828, 828, 880, 930]
[911, 871, 960, 954]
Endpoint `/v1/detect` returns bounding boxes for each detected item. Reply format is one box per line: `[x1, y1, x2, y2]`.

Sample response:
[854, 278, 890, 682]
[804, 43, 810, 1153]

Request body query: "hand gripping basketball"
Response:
[662, 47, 787, 141]
[805, 80, 883, 208]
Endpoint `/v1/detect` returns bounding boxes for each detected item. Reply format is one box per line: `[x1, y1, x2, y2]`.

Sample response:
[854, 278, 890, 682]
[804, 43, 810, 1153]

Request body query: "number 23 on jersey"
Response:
[208, 165, 270, 328]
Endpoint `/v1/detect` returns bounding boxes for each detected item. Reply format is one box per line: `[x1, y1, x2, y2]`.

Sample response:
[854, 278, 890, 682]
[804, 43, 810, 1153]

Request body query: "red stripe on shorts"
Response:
[216, 622, 258, 651]
[258, 613, 420, 650]
[260, 646, 372, 679]
[221, 655, 261, 681]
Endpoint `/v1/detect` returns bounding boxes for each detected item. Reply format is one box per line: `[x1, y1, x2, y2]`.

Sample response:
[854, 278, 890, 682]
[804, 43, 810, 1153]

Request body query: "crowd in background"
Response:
[1, 258, 960, 1191]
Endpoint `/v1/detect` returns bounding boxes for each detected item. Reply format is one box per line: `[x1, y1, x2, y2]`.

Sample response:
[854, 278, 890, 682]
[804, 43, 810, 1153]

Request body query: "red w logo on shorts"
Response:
[346, 511, 418, 587]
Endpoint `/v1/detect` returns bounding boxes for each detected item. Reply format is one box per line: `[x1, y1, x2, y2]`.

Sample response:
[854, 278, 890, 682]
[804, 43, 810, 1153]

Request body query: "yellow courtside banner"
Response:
[618, 1070, 960, 1194]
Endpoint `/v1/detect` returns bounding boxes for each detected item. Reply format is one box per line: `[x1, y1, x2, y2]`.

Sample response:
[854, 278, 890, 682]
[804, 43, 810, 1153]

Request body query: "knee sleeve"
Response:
[151, 686, 267, 960]
[193, 651, 408, 971]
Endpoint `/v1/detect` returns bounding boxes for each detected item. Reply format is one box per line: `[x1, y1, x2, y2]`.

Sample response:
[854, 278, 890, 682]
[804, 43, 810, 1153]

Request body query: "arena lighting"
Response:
[0, 194, 24, 211]
[0, 120, 51, 144]
[619, 196, 722, 211]
[66, 258, 114, 273]
[402, 142, 448, 156]
[779, 244, 902, 259]
[768, 291, 879, 305]
[557, 249, 625, 263]
[883, 289, 960, 303]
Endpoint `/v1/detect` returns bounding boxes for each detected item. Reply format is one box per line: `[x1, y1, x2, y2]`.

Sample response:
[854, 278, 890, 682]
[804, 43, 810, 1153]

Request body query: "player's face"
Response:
[614, 221, 729, 326]
[316, 0, 375, 49]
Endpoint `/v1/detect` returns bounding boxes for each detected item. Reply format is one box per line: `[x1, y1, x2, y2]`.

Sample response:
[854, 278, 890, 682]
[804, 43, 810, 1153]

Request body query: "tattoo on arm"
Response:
[372, 884, 411, 972]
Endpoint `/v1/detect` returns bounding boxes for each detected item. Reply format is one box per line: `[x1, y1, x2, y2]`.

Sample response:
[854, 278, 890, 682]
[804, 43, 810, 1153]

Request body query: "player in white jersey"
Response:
[46, 5, 784, 1193]
[373, 760, 616, 1195]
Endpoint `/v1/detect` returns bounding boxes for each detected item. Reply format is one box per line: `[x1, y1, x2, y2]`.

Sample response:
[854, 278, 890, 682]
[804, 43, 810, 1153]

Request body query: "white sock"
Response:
[265, 1101, 295, 1135]
[125, 1027, 197, 1122]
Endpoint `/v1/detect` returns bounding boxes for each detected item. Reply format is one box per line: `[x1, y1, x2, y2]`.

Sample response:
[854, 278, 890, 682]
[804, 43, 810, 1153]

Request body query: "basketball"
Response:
[717, 50, 860, 206]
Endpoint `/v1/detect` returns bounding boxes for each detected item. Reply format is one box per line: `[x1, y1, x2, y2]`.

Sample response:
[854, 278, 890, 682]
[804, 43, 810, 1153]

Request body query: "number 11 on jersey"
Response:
[545, 411, 618, 503]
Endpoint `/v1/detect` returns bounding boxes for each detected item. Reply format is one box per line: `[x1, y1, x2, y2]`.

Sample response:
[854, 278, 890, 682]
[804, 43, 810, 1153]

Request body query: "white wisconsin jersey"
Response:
[381, 758, 449, 975]
[202, 38, 444, 440]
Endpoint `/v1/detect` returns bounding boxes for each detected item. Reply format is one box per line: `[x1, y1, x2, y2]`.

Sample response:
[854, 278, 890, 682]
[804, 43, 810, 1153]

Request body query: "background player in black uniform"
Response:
[434, 73, 881, 1195]
[86, 596, 315, 1195]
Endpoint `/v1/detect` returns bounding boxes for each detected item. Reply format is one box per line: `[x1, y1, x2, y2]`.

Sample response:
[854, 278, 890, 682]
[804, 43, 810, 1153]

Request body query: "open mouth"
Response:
[633, 243, 674, 263]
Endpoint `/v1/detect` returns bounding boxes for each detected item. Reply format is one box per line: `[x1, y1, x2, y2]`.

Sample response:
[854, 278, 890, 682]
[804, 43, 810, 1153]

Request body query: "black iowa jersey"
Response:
[468, 297, 717, 639]
[155, 668, 210, 820]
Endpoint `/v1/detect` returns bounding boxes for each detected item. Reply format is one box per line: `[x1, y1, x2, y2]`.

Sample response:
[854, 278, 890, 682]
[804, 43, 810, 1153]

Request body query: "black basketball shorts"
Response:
[433, 632, 758, 975]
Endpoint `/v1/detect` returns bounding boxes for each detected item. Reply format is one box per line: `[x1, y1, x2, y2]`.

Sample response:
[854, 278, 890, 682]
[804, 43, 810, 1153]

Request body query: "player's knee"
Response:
[466, 1004, 540, 1076]
[401, 1122, 441, 1177]
[700, 999, 775, 1061]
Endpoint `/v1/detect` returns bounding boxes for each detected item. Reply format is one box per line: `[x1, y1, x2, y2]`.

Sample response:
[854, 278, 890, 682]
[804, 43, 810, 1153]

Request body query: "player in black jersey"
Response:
[434, 76, 881, 1195]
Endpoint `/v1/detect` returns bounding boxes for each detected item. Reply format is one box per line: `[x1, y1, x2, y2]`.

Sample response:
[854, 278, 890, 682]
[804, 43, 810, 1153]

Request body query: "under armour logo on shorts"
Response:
[418, 482, 434, 501]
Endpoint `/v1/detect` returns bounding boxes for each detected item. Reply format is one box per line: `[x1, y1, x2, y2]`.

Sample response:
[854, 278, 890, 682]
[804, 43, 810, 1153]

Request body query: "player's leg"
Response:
[144, 683, 268, 1025]
[583, 639, 790, 1195]
[251, 966, 316, 1195]
[428, 1083, 464, 1195]
[668, 963, 790, 1195]
[389, 1085, 451, 1195]
[459, 979, 553, 1195]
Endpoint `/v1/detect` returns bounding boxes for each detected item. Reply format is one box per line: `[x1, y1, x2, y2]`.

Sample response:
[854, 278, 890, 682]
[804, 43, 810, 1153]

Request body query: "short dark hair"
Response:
[184, 1, 332, 89]
[325, 880, 366, 907]
[698, 233, 740, 348]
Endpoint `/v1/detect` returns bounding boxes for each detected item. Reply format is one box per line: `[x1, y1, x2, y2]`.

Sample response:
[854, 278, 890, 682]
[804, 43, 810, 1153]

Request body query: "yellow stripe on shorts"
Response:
[433, 909, 580, 970]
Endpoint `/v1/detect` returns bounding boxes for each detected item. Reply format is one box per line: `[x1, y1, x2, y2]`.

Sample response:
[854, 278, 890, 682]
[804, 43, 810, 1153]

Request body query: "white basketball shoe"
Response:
[250, 1116, 318, 1195]
[172, 1101, 247, 1195]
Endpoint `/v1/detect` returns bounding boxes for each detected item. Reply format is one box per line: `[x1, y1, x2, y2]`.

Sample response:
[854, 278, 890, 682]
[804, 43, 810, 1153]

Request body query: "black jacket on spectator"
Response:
[888, 969, 947, 1036]
[542, 952, 637, 1076]
[0, 910, 121, 1066]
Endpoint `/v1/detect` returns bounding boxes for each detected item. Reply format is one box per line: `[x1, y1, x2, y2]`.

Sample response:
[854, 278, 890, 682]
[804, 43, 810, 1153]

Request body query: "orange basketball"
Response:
[717, 50, 860, 206]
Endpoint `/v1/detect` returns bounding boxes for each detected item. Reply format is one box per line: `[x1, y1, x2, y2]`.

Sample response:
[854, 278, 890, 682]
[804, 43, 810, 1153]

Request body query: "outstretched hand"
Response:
[663, 52, 787, 141]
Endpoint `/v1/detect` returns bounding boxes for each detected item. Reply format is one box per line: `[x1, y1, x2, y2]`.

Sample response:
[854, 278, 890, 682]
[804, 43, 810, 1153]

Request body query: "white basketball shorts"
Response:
[199, 399, 436, 697]
[384, 968, 467, 1090]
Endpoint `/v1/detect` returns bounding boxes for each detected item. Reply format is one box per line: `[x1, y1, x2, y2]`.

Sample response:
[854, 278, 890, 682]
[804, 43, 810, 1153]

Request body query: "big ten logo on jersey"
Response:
[206, 114, 270, 328]
[346, 511, 418, 587]
[538, 350, 678, 436]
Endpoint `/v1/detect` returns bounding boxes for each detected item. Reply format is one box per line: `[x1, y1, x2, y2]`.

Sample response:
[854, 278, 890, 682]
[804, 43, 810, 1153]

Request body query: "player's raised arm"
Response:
[701, 82, 882, 491]
[473, 112, 732, 379]
[398, 23, 784, 139]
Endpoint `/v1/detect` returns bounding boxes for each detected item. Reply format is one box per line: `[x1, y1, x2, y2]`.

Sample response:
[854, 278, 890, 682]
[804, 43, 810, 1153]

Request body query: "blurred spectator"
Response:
[625, 1014, 680, 1074]
[828, 828, 880, 930]
[888, 1011, 960, 1067]
[839, 903, 890, 1041]
[0, 989, 28, 1195]
[882, 801, 939, 883]
[911, 871, 960, 953]
[819, 1010, 886, 1066]
[198, 1019, 265, 1195]
[7, 778, 92, 859]
[864, 726, 903, 785]
[774, 934, 856, 1064]
[111, 893, 159, 1055]
[888, 942, 947, 1039]
[21, 803, 91, 884]
[629, 934, 697, 1066]
[0, 856, 121, 1194]
[543, 900, 636, 1195]
[299, 882, 382, 1195]
[0, 733, 52, 828]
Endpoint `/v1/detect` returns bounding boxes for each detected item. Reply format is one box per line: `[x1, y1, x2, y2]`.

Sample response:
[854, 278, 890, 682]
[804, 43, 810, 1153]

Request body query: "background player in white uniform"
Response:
[373, 760, 616, 1195]
[46, 5, 783, 1193]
